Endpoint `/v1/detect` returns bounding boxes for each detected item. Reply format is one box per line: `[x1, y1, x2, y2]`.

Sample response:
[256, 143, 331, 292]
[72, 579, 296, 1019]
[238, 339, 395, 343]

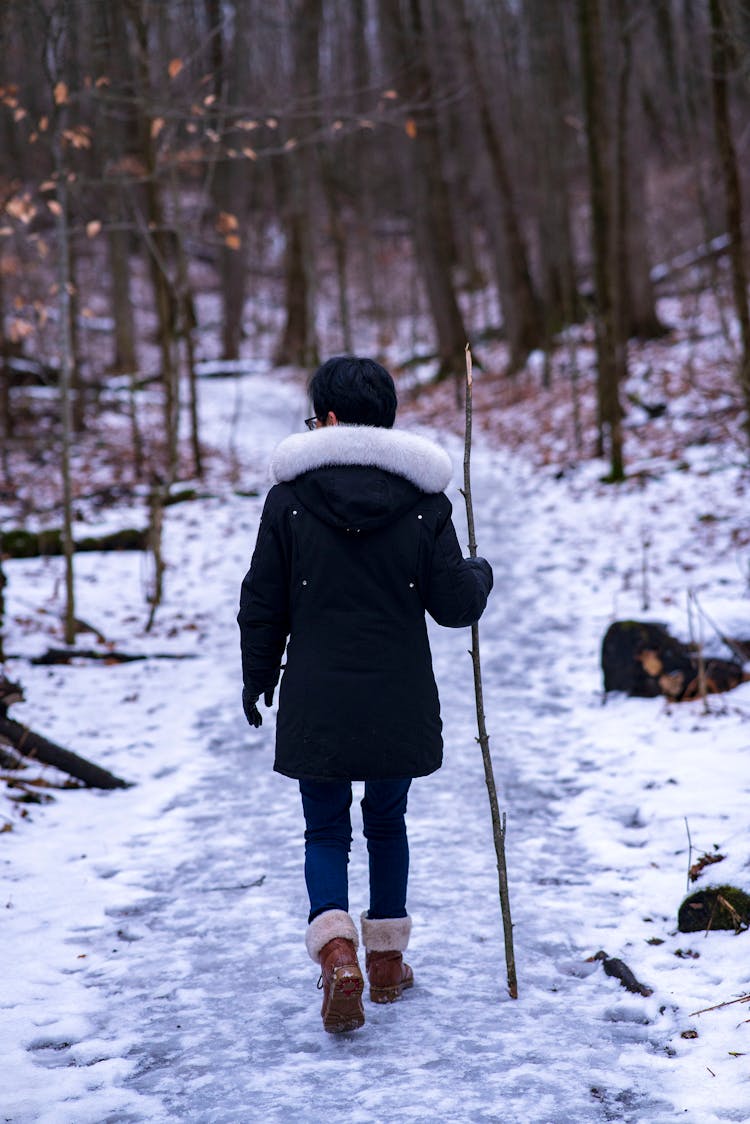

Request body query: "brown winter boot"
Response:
[361, 913, 414, 1004]
[306, 910, 364, 1034]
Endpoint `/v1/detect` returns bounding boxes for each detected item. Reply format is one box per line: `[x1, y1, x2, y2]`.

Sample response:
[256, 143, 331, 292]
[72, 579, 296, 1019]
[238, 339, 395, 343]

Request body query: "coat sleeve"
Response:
[421, 496, 493, 628]
[237, 486, 291, 699]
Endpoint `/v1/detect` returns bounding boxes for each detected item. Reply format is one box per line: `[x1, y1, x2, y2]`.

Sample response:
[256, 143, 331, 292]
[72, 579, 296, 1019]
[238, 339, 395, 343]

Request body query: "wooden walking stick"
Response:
[461, 343, 518, 999]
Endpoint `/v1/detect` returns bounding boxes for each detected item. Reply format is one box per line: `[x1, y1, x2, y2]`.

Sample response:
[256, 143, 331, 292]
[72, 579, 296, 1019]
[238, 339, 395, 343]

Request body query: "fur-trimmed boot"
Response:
[305, 909, 365, 1033]
[360, 913, 414, 1004]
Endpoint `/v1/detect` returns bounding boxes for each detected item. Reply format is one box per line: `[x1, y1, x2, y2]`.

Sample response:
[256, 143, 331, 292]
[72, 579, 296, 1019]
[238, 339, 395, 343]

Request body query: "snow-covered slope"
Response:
[1, 353, 749, 1122]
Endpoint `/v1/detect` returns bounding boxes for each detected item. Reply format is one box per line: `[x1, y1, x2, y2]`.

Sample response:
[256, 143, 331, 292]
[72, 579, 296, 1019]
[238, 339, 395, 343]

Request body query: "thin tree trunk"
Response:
[578, 0, 625, 480]
[207, 0, 251, 361]
[108, 210, 137, 374]
[457, 0, 542, 372]
[55, 172, 77, 647]
[0, 259, 12, 487]
[709, 0, 750, 447]
[0, 555, 6, 664]
[614, 4, 667, 341]
[379, 0, 469, 381]
[274, 0, 321, 368]
[126, 3, 180, 482]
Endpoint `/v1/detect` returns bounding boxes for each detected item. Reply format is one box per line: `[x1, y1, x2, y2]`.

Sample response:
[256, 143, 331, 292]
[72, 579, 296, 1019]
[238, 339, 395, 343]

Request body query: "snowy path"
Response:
[3, 376, 750, 1123]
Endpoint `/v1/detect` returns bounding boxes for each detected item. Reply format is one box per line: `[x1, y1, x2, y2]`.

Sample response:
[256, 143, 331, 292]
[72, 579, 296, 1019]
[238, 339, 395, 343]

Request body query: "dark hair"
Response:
[309, 356, 398, 429]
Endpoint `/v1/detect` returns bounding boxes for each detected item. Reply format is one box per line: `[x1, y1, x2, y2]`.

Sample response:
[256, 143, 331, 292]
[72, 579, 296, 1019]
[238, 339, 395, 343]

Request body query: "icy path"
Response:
[3, 376, 749, 1123]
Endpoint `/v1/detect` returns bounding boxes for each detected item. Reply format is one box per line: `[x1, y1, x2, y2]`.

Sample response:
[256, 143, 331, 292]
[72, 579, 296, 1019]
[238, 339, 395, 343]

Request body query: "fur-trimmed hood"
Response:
[270, 425, 452, 494]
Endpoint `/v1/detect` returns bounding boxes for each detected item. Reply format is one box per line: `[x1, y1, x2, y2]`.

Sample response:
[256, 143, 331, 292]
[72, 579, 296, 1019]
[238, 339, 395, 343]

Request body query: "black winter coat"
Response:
[238, 425, 493, 781]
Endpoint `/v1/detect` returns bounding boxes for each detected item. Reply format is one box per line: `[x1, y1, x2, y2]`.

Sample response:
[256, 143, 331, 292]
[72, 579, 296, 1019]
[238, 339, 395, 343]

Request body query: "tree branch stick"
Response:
[462, 343, 518, 999]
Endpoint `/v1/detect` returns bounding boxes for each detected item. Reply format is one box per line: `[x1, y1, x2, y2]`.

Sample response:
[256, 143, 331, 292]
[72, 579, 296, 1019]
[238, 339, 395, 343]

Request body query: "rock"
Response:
[678, 886, 750, 933]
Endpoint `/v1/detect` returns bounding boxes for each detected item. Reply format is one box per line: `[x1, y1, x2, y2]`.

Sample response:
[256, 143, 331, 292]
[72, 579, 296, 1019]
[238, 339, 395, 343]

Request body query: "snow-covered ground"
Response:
[1, 362, 750, 1123]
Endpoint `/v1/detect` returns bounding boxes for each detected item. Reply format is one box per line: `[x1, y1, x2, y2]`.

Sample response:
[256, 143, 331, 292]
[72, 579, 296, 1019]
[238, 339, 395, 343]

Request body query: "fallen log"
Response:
[30, 648, 198, 665]
[0, 716, 130, 790]
[601, 620, 749, 701]
[1, 527, 148, 558]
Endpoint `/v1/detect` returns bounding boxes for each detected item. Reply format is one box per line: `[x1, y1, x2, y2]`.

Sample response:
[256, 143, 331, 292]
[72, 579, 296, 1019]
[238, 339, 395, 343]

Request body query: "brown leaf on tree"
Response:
[168, 58, 184, 80]
[405, 118, 418, 138]
[224, 234, 241, 251]
[216, 211, 239, 234]
[62, 125, 92, 150]
[9, 318, 34, 342]
[6, 195, 36, 224]
[86, 220, 102, 239]
[54, 82, 69, 105]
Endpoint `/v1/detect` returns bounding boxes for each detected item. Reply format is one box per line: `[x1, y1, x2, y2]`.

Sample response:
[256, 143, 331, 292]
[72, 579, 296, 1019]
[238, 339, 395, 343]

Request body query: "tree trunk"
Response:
[524, 0, 581, 356]
[274, 0, 322, 368]
[0, 555, 6, 664]
[91, 1, 138, 379]
[207, 0, 252, 361]
[709, 0, 750, 446]
[107, 210, 137, 375]
[125, 2, 180, 482]
[457, 0, 543, 371]
[379, 0, 469, 381]
[577, 0, 625, 480]
[614, 0, 667, 341]
[54, 153, 77, 645]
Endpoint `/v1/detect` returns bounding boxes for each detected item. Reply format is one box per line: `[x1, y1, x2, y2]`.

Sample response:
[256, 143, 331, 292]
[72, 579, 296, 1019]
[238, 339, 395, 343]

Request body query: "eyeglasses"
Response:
[305, 416, 319, 431]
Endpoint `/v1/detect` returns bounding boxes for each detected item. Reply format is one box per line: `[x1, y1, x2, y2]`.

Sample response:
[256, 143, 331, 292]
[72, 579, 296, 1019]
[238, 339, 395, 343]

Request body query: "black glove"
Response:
[467, 555, 494, 591]
[242, 686, 275, 728]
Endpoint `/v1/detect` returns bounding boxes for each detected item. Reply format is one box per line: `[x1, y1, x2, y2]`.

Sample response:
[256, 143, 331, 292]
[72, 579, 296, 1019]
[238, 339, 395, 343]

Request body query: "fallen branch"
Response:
[0, 715, 130, 790]
[461, 343, 518, 1000]
[200, 876, 266, 893]
[30, 648, 198, 666]
[691, 993, 750, 1017]
[1, 527, 148, 558]
[590, 950, 653, 996]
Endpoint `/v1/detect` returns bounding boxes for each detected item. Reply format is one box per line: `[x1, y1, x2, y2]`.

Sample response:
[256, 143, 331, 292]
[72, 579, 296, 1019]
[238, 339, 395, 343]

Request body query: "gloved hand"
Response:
[467, 555, 494, 591]
[242, 686, 275, 728]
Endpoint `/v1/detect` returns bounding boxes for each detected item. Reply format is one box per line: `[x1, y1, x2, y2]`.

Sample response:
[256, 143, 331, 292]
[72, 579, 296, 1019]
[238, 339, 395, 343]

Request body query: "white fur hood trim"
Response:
[270, 426, 452, 494]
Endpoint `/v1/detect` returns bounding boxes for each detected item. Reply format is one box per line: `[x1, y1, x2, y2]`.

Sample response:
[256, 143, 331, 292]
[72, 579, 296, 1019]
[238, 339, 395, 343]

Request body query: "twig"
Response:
[199, 876, 265, 893]
[690, 993, 750, 1016]
[461, 343, 518, 1000]
[685, 816, 694, 894]
[690, 590, 750, 666]
[687, 590, 709, 713]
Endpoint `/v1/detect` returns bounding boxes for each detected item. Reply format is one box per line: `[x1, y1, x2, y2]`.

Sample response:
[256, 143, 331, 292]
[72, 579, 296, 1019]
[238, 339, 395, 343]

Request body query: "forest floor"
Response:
[1, 283, 750, 1122]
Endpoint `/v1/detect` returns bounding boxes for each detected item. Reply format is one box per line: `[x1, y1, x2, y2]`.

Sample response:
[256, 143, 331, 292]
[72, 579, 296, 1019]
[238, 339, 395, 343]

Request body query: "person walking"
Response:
[238, 356, 493, 1033]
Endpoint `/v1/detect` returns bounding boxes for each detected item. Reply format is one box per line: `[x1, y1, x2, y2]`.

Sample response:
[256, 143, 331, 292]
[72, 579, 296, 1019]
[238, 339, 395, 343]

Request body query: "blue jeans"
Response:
[299, 778, 411, 923]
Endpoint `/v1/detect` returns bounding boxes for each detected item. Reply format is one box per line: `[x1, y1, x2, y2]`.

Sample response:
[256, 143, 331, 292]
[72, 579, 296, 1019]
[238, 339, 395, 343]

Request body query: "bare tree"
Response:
[376, 0, 470, 379]
[709, 0, 750, 446]
[577, 0, 625, 479]
[274, 0, 321, 368]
